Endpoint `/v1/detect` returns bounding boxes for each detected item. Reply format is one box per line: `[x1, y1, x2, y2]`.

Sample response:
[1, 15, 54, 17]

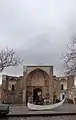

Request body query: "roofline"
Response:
[2, 75, 23, 78]
[23, 65, 53, 67]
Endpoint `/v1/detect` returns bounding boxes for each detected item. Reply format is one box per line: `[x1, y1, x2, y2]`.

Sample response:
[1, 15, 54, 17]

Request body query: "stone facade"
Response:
[1, 65, 75, 104]
[67, 76, 74, 100]
[58, 76, 75, 101]
[2, 75, 23, 104]
[23, 66, 54, 104]
[0, 85, 2, 101]
[53, 76, 60, 96]
[2, 75, 23, 92]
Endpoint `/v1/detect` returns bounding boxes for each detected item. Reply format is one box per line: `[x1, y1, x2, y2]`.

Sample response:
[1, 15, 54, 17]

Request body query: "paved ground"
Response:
[1, 104, 76, 120]
[8, 103, 76, 115]
[1, 116, 76, 120]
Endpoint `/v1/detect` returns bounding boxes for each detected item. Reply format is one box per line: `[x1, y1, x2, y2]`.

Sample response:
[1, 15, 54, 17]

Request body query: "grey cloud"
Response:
[0, 0, 76, 82]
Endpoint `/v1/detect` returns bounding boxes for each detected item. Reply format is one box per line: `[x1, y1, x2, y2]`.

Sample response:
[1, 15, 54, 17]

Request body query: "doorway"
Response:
[12, 85, 15, 91]
[62, 94, 65, 99]
[33, 88, 42, 103]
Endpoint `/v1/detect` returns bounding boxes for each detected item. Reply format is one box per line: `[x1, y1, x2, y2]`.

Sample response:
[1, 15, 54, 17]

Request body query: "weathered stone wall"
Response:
[49, 66, 53, 102]
[2, 75, 8, 90]
[3, 66, 75, 104]
[23, 66, 53, 104]
[67, 76, 74, 89]
[53, 77, 60, 96]
[67, 75, 74, 99]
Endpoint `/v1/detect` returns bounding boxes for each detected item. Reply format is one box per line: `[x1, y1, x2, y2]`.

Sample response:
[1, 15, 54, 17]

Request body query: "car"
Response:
[0, 104, 9, 115]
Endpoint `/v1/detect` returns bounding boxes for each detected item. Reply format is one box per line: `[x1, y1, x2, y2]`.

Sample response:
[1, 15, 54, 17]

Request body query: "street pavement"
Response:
[8, 103, 76, 115]
[1, 104, 76, 120]
[1, 116, 76, 120]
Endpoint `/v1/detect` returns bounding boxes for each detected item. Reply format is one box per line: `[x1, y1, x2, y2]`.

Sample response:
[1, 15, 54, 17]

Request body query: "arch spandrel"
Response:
[26, 66, 53, 76]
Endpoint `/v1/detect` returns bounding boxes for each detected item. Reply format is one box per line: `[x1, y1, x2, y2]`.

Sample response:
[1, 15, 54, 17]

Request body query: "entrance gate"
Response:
[33, 88, 42, 103]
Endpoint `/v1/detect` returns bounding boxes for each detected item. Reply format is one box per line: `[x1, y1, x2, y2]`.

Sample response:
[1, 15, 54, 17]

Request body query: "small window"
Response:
[61, 84, 64, 90]
[12, 85, 15, 91]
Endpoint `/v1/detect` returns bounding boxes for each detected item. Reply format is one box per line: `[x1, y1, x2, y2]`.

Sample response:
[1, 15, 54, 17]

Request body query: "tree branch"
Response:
[62, 38, 76, 75]
[0, 48, 23, 72]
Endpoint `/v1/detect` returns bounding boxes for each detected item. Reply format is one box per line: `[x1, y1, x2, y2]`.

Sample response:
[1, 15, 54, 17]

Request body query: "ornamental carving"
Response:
[26, 69, 50, 87]
[45, 79, 49, 86]
[26, 87, 32, 97]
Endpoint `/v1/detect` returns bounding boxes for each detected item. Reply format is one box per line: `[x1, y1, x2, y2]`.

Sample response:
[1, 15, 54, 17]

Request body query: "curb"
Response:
[1, 113, 76, 117]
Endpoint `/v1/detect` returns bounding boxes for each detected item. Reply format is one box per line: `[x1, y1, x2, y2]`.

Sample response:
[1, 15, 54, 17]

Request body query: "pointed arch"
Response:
[26, 68, 50, 86]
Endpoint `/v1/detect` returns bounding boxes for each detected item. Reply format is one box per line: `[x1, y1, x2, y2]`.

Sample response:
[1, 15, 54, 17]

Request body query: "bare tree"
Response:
[62, 38, 76, 75]
[0, 48, 22, 72]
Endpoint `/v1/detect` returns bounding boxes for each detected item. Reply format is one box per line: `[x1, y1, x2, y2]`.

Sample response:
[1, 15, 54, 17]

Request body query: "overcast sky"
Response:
[0, 0, 76, 83]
